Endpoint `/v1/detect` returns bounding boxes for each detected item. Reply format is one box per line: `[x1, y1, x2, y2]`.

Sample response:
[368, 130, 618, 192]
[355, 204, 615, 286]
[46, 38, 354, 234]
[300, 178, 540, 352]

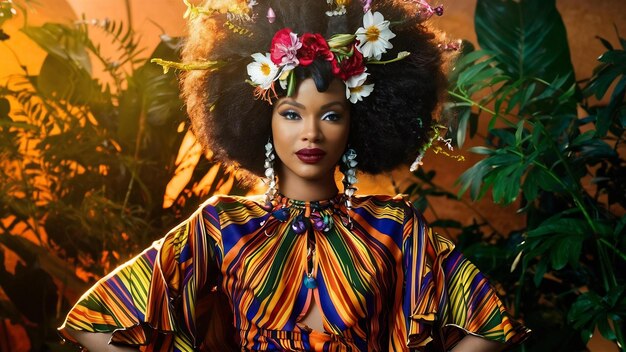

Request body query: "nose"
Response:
[301, 116, 322, 143]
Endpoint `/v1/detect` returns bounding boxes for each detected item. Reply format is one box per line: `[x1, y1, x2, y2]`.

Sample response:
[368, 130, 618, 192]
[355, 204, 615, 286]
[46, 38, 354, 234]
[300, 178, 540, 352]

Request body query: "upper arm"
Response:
[400, 201, 530, 350]
[449, 334, 506, 352]
[65, 329, 140, 352]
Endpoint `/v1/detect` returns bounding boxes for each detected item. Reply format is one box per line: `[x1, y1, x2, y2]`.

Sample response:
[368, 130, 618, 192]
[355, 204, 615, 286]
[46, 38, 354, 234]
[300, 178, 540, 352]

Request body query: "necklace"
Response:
[260, 193, 352, 289]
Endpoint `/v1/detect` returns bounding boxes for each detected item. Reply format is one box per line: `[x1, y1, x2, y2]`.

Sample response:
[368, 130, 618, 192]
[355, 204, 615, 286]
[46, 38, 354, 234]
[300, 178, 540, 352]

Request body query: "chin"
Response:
[291, 164, 336, 182]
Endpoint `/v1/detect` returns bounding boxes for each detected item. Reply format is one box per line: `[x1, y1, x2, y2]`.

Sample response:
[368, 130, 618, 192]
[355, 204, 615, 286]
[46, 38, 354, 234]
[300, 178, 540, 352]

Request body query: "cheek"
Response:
[336, 119, 351, 147]
[271, 117, 293, 157]
[328, 125, 351, 159]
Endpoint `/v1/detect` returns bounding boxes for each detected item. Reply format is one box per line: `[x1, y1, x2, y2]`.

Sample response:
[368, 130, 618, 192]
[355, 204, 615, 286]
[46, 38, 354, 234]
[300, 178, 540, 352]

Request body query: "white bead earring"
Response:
[264, 139, 277, 204]
[340, 148, 358, 227]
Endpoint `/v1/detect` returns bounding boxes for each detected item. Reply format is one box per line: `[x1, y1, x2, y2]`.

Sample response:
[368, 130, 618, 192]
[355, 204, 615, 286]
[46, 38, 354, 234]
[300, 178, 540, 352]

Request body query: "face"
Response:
[272, 78, 350, 184]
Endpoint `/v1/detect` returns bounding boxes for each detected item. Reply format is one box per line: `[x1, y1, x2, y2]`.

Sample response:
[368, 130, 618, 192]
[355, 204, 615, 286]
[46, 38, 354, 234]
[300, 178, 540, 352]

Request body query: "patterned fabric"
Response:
[59, 194, 530, 351]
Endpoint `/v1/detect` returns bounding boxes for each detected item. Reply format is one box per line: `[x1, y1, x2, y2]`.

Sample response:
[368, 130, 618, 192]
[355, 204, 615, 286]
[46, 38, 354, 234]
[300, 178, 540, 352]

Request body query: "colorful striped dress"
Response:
[59, 194, 529, 351]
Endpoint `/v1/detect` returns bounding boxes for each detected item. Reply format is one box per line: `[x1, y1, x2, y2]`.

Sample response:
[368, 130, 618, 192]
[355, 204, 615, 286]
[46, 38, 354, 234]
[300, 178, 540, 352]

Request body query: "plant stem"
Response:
[447, 91, 495, 115]
[597, 243, 618, 291]
[122, 108, 146, 217]
[529, 160, 614, 291]
[530, 161, 597, 231]
[447, 90, 517, 128]
[538, 124, 599, 233]
[535, 123, 620, 292]
[598, 238, 626, 262]
[125, 0, 133, 32]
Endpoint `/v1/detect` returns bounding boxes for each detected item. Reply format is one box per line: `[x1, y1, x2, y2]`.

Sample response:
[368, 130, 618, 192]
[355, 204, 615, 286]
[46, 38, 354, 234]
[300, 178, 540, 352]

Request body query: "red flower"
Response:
[297, 33, 334, 66]
[270, 28, 297, 65]
[333, 44, 366, 81]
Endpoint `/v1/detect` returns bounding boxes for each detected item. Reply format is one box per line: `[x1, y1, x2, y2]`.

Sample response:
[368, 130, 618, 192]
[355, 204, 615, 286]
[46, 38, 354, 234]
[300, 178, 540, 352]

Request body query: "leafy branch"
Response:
[440, 0, 626, 349]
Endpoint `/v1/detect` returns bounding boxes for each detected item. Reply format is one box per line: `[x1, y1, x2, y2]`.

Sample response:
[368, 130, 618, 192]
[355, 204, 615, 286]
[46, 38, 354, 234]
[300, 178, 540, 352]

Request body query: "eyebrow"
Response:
[321, 101, 346, 110]
[277, 100, 305, 109]
[277, 100, 346, 110]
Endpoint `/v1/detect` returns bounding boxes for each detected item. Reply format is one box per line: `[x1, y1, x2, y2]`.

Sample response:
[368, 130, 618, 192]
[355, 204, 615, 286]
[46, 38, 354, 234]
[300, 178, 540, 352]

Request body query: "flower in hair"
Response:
[411, 0, 444, 21]
[247, 53, 279, 89]
[332, 43, 365, 80]
[297, 33, 335, 66]
[245, 10, 403, 104]
[345, 71, 374, 103]
[270, 28, 301, 69]
[326, 0, 349, 16]
[355, 11, 396, 60]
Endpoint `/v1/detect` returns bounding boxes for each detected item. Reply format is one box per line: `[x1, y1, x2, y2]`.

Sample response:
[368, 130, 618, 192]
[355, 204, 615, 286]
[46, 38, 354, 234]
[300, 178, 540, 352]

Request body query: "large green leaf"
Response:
[37, 54, 103, 105]
[475, 0, 575, 86]
[21, 23, 92, 73]
[136, 38, 183, 127]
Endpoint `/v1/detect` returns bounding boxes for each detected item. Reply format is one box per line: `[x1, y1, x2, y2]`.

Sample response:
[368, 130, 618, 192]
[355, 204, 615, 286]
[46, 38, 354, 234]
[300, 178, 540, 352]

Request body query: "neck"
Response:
[277, 174, 339, 202]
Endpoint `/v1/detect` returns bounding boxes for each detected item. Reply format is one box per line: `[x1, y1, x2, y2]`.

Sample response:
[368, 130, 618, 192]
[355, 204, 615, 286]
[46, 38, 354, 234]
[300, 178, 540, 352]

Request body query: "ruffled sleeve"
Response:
[396, 201, 530, 351]
[58, 197, 223, 350]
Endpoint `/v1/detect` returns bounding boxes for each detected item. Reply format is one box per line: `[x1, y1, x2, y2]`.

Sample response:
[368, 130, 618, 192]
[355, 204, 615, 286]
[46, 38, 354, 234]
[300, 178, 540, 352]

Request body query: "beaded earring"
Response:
[340, 148, 358, 227]
[264, 139, 277, 204]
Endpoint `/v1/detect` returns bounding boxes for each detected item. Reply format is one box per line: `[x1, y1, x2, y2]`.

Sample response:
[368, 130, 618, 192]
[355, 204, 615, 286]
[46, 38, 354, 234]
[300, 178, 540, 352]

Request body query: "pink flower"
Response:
[297, 33, 334, 66]
[270, 28, 302, 68]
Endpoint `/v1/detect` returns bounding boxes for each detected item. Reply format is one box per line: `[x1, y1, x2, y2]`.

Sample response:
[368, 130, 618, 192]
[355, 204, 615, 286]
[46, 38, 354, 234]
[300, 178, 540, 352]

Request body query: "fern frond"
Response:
[150, 58, 227, 73]
[223, 21, 253, 37]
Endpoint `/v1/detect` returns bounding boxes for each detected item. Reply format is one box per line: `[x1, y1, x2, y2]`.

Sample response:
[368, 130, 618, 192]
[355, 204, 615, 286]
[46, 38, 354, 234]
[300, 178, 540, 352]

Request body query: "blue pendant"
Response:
[304, 275, 317, 289]
[292, 214, 309, 235]
[272, 208, 290, 222]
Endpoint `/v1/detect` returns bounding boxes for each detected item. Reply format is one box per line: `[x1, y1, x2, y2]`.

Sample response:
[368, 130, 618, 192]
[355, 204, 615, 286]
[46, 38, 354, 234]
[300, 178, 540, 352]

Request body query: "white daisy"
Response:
[355, 11, 396, 60]
[345, 71, 374, 103]
[247, 53, 279, 89]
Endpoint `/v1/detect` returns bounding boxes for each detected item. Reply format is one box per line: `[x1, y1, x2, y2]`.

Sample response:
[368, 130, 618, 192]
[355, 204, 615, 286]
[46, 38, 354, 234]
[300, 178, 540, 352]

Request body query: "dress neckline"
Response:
[273, 193, 344, 211]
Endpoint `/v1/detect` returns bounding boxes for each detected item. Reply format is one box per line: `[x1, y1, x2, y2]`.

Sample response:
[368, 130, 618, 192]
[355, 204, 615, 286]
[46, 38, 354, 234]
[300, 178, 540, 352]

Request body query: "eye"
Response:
[321, 111, 341, 122]
[281, 110, 300, 120]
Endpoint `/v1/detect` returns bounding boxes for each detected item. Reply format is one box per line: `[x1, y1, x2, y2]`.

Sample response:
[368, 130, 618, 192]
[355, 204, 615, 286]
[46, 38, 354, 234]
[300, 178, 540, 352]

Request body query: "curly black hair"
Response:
[181, 0, 448, 178]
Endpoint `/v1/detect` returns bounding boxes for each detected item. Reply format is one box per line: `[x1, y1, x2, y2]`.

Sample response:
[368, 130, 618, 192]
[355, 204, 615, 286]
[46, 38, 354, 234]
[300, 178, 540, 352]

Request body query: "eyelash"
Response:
[280, 111, 341, 122]
[282, 111, 300, 120]
[322, 112, 340, 122]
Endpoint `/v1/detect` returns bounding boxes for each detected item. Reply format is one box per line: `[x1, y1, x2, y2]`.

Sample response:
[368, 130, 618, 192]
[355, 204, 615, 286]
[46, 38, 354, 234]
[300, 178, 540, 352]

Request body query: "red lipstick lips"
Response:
[296, 148, 326, 164]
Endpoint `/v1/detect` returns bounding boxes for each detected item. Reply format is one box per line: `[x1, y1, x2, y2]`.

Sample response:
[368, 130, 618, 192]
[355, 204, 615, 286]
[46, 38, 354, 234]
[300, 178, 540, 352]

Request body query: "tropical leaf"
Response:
[93, 18, 146, 67]
[21, 23, 92, 73]
[37, 53, 104, 105]
[568, 286, 626, 345]
[446, 3, 626, 351]
[584, 39, 626, 137]
[475, 0, 575, 86]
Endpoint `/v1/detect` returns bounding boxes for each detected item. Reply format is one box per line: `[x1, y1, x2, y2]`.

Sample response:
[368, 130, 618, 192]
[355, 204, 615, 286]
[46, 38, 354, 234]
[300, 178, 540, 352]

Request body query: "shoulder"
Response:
[200, 194, 266, 210]
[348, 194, 415, 231]
[199, 194, 268, 221]
[352, 193, 408, 205]
[361, 194, 456, 253]
[351, 193, 413, 217]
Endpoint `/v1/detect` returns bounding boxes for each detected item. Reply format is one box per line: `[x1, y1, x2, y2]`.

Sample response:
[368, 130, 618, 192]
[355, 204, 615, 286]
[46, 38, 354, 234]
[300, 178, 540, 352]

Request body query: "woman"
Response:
[59, 0, 530, 350]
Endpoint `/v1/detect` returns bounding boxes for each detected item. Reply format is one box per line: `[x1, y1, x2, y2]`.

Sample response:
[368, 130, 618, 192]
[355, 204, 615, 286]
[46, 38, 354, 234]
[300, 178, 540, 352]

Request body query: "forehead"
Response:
[274, 78, 348, 110]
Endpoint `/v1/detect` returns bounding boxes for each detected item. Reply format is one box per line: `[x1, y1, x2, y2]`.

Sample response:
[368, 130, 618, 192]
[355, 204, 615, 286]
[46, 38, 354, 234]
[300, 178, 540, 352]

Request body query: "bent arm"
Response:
[64, 328, 140, 352]
[450, 334, 506, 352]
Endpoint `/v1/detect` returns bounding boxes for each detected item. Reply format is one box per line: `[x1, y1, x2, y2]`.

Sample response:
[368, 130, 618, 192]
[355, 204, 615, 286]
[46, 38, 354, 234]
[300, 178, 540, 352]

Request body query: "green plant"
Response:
[423, 0, 626, 350]
[0, 6, 242, 350]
